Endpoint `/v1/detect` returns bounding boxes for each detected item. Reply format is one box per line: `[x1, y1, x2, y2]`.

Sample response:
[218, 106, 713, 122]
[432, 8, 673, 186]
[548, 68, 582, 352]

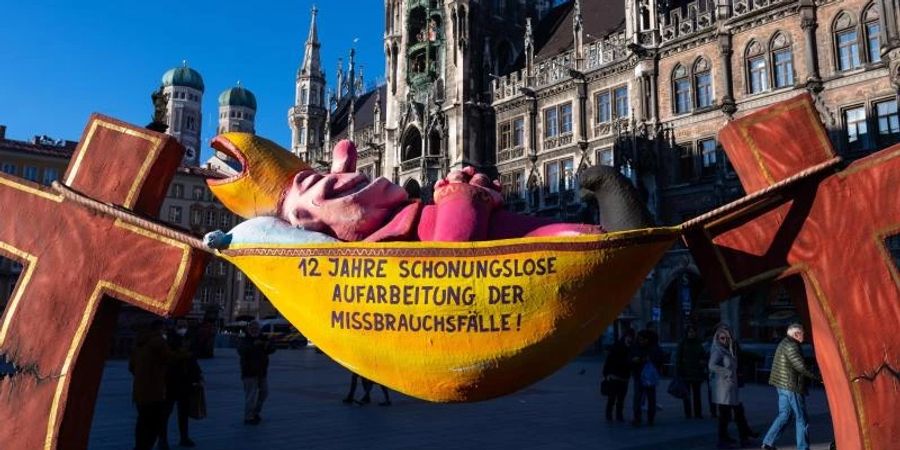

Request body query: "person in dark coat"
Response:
[675, 325, 706, 419]
[630, 329, 664, 426]
[761, 323, 820, 450]
[238, 320, 276, 425]
[159, 319, 202, 448]
[129, 320, 170, 450]
[602, 328, 635, 422]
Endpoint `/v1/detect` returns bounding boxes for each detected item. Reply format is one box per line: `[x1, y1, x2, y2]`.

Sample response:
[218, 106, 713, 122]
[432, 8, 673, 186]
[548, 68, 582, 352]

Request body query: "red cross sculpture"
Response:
[683, 94, 899, 450]
[0, 114, 209, 449]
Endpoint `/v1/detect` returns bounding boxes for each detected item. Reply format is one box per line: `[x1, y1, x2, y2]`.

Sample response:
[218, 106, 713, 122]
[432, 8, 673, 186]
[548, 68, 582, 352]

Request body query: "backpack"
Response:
[640, 361, 660, 387]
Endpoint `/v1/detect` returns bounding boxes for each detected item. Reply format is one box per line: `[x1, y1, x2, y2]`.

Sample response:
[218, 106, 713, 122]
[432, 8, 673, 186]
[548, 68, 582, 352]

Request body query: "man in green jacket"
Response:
[761, 323, 820, 450]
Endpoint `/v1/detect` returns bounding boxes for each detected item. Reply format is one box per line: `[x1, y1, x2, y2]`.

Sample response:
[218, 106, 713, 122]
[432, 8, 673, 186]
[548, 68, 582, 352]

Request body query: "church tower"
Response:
[289, 6, 327, 161]
[161, 62, 204, 166]
[218, 83, 257, 134]
[383, 0, 527, 196]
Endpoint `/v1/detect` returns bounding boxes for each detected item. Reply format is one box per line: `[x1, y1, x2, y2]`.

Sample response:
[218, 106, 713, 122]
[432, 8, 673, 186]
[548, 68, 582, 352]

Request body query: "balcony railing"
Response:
[400, 157, 422, 172]
[543, 133, 574, 150]
[497, 146, 525, 162]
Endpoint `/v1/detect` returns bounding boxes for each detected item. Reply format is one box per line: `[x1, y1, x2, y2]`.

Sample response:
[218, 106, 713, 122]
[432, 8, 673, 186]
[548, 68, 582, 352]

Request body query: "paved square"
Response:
[90, 348, 834, 449]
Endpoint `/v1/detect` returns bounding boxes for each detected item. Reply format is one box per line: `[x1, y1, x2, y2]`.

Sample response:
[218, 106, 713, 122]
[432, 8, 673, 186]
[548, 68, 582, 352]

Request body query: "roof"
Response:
[533, 0, 625, 60]
[180, 165, 229, 179]
[0, 137, 77, 159]
[218, 85, 257, 110]
[162, 65, 205, 92]
[329, 84, 386, 141]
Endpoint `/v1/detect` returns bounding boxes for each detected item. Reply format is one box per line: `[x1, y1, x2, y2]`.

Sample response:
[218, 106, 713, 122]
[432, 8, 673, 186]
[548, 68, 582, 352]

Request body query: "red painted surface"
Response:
[684, 94, 899, 450]
[0, 115, 208, 449]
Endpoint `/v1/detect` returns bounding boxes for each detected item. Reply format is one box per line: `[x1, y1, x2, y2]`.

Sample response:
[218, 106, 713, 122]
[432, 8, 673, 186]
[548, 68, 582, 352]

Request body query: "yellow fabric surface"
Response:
[220, 227, 678, 402]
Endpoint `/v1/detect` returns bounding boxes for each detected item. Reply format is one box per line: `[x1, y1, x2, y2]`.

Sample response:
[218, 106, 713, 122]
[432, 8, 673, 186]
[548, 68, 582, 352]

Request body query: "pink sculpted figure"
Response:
[279, 140, 602, 242]
[208, 135, 652, 243]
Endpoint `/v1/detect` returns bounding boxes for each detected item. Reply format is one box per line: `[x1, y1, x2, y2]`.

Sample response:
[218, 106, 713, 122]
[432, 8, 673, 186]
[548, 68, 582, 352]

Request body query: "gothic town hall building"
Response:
[289, 0, 900, 343]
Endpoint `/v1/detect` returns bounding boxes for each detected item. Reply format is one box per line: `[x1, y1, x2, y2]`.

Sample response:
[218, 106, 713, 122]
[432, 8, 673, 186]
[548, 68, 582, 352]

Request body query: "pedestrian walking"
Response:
[630, 329, 663, 426]
[675, 324, 706, 419]
[761, 323, 821, 450]
[159, 319, 202, 448]
[238, 320, 276, 425]
[343, 372, 392, 406]
[129, 320, 170, 450]
[602, 328, 634, 422]
[709, 323, 758, 435]
[709, 325, 757, 448]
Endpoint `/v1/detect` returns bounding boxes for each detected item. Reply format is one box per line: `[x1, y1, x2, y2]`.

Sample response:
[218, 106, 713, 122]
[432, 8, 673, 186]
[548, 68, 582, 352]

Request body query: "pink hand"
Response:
[434, 166, 503, 207]
[331, 140, 358, 174]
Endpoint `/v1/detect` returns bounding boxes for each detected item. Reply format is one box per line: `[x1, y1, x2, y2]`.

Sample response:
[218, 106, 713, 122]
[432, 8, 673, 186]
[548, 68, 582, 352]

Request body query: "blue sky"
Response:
[0, 0, 385, 161]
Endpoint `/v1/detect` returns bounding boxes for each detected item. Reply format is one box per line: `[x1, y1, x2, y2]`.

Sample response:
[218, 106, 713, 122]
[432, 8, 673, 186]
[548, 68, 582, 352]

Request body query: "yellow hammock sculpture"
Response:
[203, 131, 679, 403]
[217, 229, 678, 402]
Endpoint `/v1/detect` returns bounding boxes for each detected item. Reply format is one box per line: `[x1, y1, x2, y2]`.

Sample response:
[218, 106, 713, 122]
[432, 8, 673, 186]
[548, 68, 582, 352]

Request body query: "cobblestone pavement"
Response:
[90, 347, 834, 450]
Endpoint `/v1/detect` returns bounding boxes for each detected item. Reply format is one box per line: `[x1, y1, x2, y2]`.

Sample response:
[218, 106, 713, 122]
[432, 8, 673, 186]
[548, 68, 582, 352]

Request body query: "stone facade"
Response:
[158, 168, 242, 321]
[292, 0, 900, 341]
[0, 132, 75, 306]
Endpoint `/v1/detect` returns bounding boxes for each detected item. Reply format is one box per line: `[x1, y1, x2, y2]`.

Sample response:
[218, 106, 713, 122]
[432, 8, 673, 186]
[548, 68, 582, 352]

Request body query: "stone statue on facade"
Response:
[146, 85, 169, 133]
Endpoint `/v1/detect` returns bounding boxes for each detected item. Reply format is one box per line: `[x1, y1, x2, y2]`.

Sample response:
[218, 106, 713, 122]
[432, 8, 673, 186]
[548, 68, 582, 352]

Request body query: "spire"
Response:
[373, 87, 382, 135]
[525, 17, 535, 85]
[356, 65, 365, 97]
[573, 0, 584, 68]
[300, 5, 322, 77]
[573, 0, 583, 32]
[307, 5, 319, 44]
[348, 96, 356, 142]
[347, 46, 357, 98]
[525, 17, 534, 50]
[336, 58, 344, 100]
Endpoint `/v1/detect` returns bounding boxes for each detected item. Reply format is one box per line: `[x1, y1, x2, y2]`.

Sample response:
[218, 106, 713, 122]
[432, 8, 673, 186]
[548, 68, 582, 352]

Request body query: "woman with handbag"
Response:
[601, 328, 634, 422]
[709, 325, 754, 449]
[675, 325, 706, 419]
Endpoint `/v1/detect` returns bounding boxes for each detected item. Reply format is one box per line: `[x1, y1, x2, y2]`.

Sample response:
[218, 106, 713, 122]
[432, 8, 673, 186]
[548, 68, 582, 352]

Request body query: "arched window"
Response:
[746, 40, 769, 94]
[693, 58, 713, 108]
[402, 127, 422, 161]
[673, 64, 691, 114]
[428, 129, 442, 156]
[863, 4, 882, 63]
[403, 178, 422, 199]
[770, 32, 794, 88]
[834, 12, 862, 71]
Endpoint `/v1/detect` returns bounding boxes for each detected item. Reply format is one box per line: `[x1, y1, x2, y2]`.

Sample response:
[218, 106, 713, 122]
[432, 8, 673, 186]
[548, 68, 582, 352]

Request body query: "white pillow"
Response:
[204, 216, 338, 249]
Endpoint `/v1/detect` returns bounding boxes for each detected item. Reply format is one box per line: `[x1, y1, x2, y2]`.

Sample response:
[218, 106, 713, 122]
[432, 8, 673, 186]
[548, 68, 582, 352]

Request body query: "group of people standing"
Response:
[602, 324, 665, 426]
[130, 318, 276, 450]
[602, 322, 820, 450]
[129, 320, 202, 450]
[132, 317, 391, 449]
